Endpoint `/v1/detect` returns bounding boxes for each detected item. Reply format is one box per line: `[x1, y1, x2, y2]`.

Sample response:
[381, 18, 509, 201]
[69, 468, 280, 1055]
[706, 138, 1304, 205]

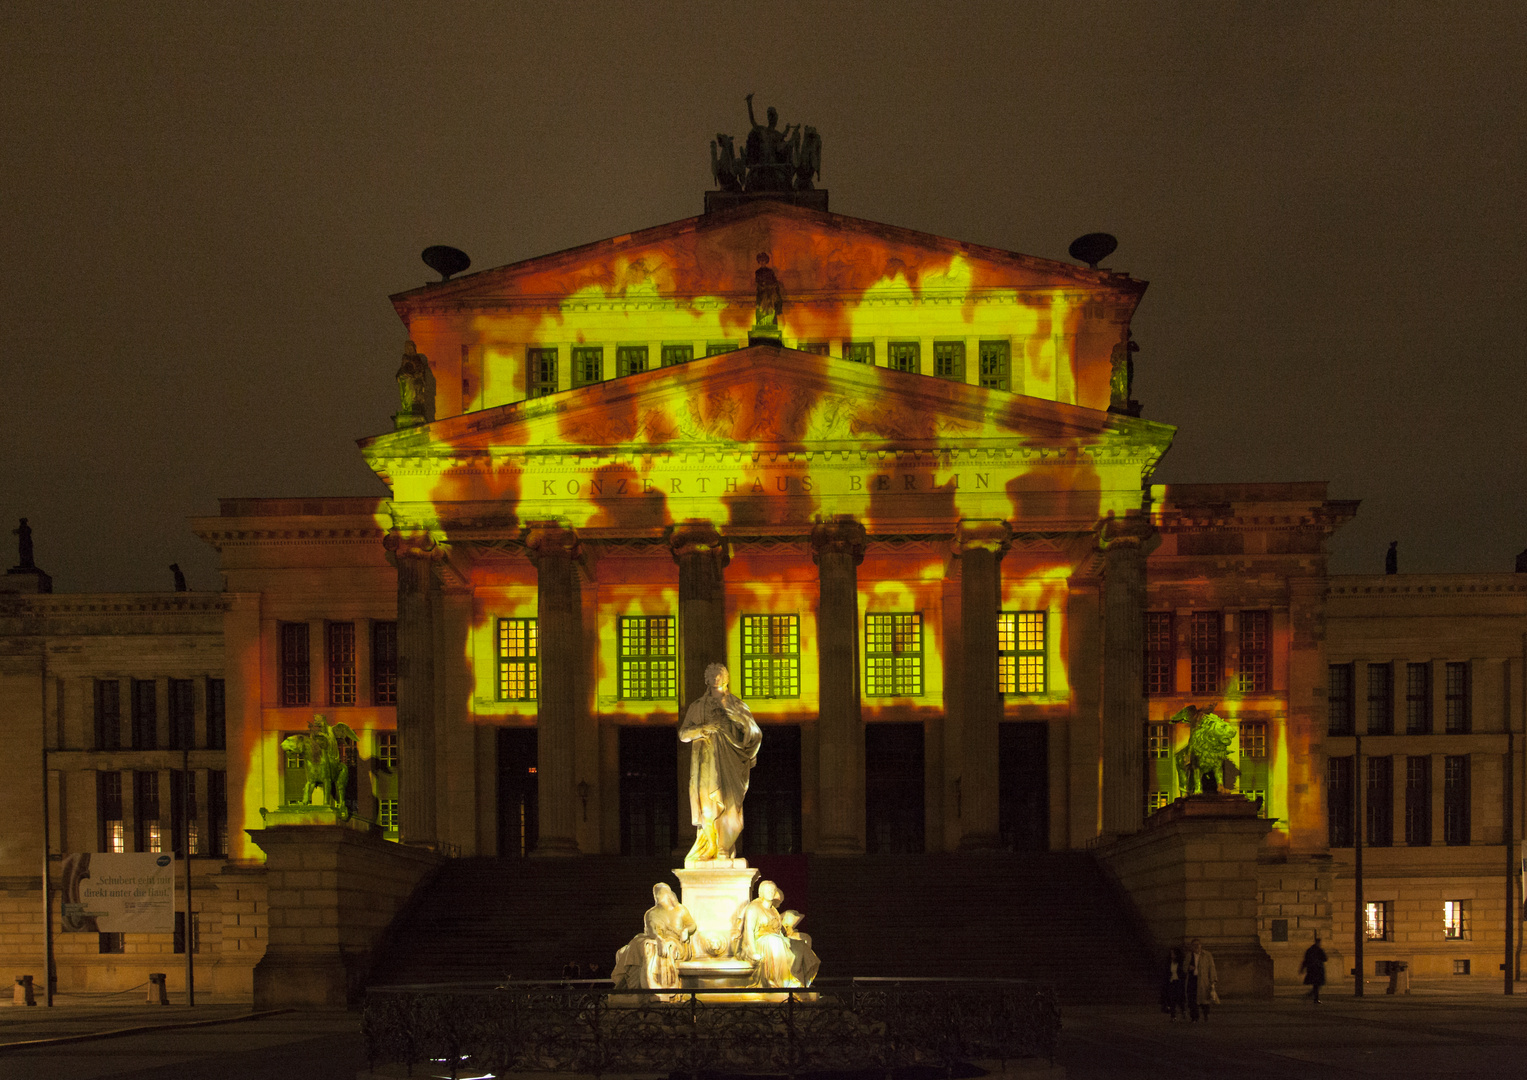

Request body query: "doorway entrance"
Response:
[497, 727, 538, 856]
[865, 722, 925, 854]
[998, 721, 1049, 851]
[620, 726, 678, 856]
[736, 724, 802, 856]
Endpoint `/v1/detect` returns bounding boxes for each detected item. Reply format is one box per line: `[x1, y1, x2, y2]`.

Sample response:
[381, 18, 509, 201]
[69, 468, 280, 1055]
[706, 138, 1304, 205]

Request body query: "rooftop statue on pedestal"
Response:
[751, 252, 784, 342]
[680, 663, 761, 865]
[706, 97, 824, 211]
[393, 340, 435, 430]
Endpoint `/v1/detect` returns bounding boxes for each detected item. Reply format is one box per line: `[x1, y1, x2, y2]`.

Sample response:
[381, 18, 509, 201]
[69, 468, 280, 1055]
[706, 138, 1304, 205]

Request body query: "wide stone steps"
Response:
[367, 852, 1157, 1002]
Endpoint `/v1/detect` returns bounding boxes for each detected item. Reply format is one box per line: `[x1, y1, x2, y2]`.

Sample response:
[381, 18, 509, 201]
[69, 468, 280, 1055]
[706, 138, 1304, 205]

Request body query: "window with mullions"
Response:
[619, 616, 676, 700]
[798, 341, 830, 356]
[1367, 662, 1394, 734]
[1238, 610, 1270, 694]
[1444, 754, 1470, 845]
[1328, 663, 1354, 735]
[706, 342, 739, 356]
[328, 621, 356, 706]
[571, 346, 603, 386]
[206, 678, 225, 750]
[1146, 791, 1172, 816]
[1188, 612, 1222, 694]
[741, 615, 800, 699]
[933, 341, 965, 381]
[616, 345, 649, 377]
[527, 347, 558, 398]
[888, 341, 919, 373]
[1406, 662, 1432, 733]
[998, 612, 1046, 695]
[132, 679, 157, 749]
[1445, 662, 1470, 733]
[497, 618, 539, 701]
[1364, 900, 1392, 941]
[1328, 755, 1354, 847]
[661, 344, 694, 366]
[376, 731, 398, 769]
[1145, 723, 1171, 759]
[1239, 721, 1268, 759]
[372, 621, 398, 705]
[843, 341, 875, 364]
[978, 340, 1010, 390]
[865, 613, 923, 697]
[279, 622, 310, 707]
[1145, 612, 1175, 695]
[1405, 755, 1432, 845]
[1444, 900, 1470, 940]
[168, 679, 194, 750]
[94, 679, 122, 750]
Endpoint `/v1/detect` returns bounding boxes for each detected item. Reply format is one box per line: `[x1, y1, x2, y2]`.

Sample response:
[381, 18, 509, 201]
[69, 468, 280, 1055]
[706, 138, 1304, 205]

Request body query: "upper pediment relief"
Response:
[361, 345, 1173, 465]
[391, 201, 1144, 318]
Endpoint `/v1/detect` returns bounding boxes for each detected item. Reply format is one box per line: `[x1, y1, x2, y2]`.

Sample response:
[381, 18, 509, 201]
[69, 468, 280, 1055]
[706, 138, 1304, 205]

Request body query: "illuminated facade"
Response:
[3, 196, 1524, 998]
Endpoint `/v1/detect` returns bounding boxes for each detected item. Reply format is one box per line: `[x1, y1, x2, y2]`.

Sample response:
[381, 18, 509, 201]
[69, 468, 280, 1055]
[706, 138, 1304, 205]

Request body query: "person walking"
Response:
[1300, 934, 1328, 1004]
[1161, 945, 1187, 1020]
[1185, 938, 1218, 1021]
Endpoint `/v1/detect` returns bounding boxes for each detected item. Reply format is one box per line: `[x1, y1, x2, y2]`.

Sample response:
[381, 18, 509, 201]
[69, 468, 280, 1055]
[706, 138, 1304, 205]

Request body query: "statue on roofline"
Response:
[709, 97, 823, 195]
[394, 340, 435, 429]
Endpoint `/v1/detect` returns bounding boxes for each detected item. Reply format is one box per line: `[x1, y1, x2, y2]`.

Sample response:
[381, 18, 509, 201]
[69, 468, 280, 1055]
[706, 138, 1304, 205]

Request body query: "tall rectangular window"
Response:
[1406, 662, 1433, 734]
[1237, 610, 1270, 694]
[168, 678, 195, 750]
[526, 347, 558, 398]
[1367, 662, 1394, 734]
[616, 345, 649, 377]
[496, 618, 539, 701]
[134, 770, 161, 853]
[376, 731, 398, 769]
[1445, 662, 1470, 733]
[209, 770, 228, 856]
[327, 621, 356, 706]
[94, 679, 121, 751]
[176, 769, 201, 856]
[1328, 755, 1354, 847]
[1145, 723, 1171, 759]
[618, 616, 676, 700]
[1405, 755, 1432, 846]
[131, 679, 157, 749]
[1239, 721, 1268, 759]
[865, 613, 923, 697]
[998, 612, 1047, 694]
[661, 343, 693, 365]
[98, 771, 124, 853]
[843, 341, 875, 364]
[1443, 754, 1470, 845]
[279, 622, 311, 707]
[1328, 663, 1355, 736]
[1145, 612, 1175, 695]
[1366, 755, 1393, 846]
[977, 340, 1010, 390]
[1188, 612, 1222, 694]
[205, 678, 225, 750]
[571, 346, 603, 386]
[887, 341, 919, 373]
[1443, 900, 1470, 940]
[372, 621, 398, 705]
[741, 614, 800, 699]
[1364, 900, 1392, 940]
[933, 341, 965, 381]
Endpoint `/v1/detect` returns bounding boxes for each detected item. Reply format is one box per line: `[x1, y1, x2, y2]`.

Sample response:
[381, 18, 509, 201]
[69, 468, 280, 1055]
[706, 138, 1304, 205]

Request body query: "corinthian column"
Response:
[526, 525, 583, 856]
[1099, 517, 1154, 837]
[669, 522, 729, 709]
[955, 519, 1010, 851]
[813, 518, 867, 854]
[385, 529, 440, 846]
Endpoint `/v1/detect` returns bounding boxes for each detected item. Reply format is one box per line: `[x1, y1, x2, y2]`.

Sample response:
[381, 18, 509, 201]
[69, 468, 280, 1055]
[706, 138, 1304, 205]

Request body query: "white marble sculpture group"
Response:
[610, 664, 820, 994]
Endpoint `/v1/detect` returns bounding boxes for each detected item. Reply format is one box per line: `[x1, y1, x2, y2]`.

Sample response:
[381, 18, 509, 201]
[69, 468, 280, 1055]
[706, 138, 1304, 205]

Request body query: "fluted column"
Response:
[669, 522, 730, 709]
[1099, 517, 1153, 837]
[812, 518, 867, 854]
[956, 520, 1011, 850]
[385, 529, 439, 846]
[526, 525, 583, 855]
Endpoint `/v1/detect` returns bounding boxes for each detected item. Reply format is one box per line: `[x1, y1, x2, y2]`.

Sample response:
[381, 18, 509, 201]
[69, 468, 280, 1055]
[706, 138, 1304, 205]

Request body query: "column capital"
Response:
[668, 521, 729, 566]
[953, 519, 1012, 559]
[523, 523, 583, 569]
[810, 517, 867, 566]
[1095, 514, 1158, 552]
[383, 527, 445, 563]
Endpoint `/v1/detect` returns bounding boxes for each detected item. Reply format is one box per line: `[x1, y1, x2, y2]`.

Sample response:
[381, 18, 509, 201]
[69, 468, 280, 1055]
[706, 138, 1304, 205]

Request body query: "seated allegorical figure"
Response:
[737, 880, 805, 989]
[781, 909, 820, 987]
[611, 883, 697, 991]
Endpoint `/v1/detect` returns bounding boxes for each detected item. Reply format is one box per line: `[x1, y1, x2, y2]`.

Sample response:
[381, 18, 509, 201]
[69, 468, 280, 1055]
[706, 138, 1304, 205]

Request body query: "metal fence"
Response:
[362, 978, 1061, 1079]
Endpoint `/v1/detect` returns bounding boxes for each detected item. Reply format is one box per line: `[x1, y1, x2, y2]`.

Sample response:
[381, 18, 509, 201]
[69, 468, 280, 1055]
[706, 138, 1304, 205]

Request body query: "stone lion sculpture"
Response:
[1170, 704, 1237, 794]
[280, 715, 359, 819]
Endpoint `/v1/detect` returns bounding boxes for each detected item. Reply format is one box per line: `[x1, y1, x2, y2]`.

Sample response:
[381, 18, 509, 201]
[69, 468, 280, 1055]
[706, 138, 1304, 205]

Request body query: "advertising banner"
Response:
[60, 852, 175, 933]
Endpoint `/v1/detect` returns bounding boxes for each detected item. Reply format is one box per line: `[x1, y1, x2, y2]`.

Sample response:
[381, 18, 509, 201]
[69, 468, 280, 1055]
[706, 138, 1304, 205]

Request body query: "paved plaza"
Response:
[4, 989, 1527, 1079]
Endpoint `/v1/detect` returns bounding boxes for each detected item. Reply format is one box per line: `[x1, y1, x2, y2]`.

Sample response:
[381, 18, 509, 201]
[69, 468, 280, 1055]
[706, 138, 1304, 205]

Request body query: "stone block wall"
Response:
[1257, 858, 1338, 985]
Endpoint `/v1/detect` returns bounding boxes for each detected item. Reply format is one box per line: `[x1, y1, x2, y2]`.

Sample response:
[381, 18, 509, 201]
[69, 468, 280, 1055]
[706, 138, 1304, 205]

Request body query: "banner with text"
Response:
[60, 853, 175, 933]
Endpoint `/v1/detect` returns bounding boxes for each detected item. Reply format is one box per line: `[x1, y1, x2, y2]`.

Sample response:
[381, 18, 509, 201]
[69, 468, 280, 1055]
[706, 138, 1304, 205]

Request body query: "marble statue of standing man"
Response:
[680, 663, 761, 863]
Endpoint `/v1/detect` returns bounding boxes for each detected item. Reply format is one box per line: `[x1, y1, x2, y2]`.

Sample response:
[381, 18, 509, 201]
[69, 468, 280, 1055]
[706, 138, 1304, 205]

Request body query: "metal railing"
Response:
[363, 977, 1061, 1079]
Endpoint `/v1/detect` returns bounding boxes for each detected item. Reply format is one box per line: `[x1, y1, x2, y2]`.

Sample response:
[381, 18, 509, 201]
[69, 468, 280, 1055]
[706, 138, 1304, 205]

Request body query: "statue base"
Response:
[673, 863, 759, 959]
[704, 189, 829, 214]
[258, 804, 373, 830]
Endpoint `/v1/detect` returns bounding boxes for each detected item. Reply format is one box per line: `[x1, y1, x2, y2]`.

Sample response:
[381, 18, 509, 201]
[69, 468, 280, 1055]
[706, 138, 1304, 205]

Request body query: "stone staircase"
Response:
[367, 852, 1157, 1002]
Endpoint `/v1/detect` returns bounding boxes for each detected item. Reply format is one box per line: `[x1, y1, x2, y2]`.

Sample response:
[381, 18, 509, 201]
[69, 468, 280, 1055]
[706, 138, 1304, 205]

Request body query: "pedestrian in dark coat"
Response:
[1300, 935, 1328, 1004]
[1160, 945, 1187, 1020]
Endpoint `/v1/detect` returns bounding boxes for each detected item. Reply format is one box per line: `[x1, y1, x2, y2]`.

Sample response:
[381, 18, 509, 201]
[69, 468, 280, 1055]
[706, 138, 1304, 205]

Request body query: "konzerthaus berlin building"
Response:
[3, 174, 1525, 1003]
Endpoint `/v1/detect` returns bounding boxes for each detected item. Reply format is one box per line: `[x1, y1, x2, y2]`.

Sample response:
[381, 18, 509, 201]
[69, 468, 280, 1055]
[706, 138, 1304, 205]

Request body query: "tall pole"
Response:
[1508, 648, 1519, 994]
[183, 747, 194, 1007]
[1354, 731, 1364, 997]
[40, 652, 54, 1007]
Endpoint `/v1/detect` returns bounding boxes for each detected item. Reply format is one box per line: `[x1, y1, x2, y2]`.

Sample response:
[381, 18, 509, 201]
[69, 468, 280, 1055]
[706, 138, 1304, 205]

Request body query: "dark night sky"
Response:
[3, 2, 1524, 593]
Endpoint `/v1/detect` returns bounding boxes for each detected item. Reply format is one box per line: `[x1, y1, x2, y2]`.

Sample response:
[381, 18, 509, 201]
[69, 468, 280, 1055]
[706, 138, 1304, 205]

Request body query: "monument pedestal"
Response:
[674, 862, 759, 991]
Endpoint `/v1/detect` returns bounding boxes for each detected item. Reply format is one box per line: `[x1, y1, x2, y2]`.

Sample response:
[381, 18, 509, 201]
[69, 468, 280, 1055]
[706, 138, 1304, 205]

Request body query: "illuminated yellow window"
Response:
[616, 345, 649, 377]
[978, 340, 1010, 390]
[1239, 720, 1267, 759]
[997, 611, 1046, 695]
[1145, 722, 1171, 758]
[1364, 900, 1391, 941]
[379, 799, 398, 832]
[843, 341, 875, 364]
[865, 613, 922, 696]
[497, 618, 539, 701]
[741, 614, 799, 699]
[1145, 791, 1172, 816]
[661, 344, 693, 366]
[527, 347, 558, 397]
[933, 341, 965, 381]
[375, 731, 398, 769]
[1444, 900, 1470, 939]
[571, 346, 603, 387]
[619, 616, 676, 700]
[888, 341, 919, 373]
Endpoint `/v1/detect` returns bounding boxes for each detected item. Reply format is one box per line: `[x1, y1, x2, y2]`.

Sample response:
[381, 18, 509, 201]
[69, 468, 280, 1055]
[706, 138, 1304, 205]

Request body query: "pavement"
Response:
[3, 987, 1527, 1079]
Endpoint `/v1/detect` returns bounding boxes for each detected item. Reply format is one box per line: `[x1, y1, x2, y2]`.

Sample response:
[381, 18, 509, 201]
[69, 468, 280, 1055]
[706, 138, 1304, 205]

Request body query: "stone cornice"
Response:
[0, 594, 229, 614]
